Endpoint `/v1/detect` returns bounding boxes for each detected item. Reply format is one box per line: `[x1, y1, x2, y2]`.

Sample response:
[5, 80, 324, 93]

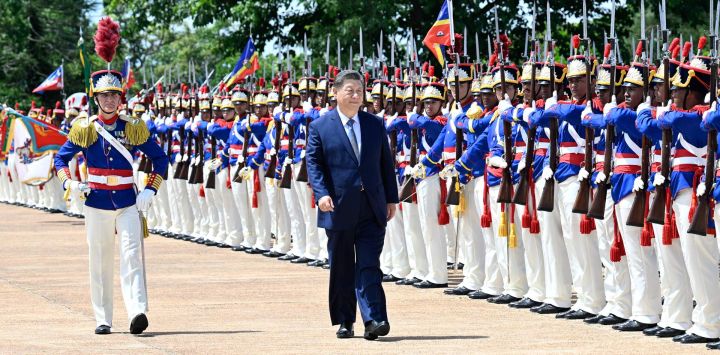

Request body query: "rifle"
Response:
[266, 115, 283, 179]
[537, 0, 557, 212]
[399, 64, 419, 202]
[573, 1, 597, 215]
[627, 1, 653, 226]
[297, 36, 318, 183]
[446, 55, 464, 204]
[688, 4, 718, 235]
[513, 3, 538, 206]
[647, 3, 672, 225]
[280, 119, 295, 189]
[205, 137, 217, 189]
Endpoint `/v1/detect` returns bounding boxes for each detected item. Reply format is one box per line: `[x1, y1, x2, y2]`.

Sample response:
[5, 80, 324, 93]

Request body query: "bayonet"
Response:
[523, 28, 529, 59]
[463, 26, 468, 61]
[337, 39, 341, 70]
[391, 36, 395, 68]
[325, 35, 330, 66]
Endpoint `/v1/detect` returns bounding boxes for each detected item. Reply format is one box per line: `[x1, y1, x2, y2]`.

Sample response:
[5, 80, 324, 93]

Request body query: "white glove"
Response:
[487, 155, 508, 169]
[209, 158, 222, 170]
[174, 154, 182, 163]
[450, 102, 463, 119]
[697, 182, 707, 197]
[64, 180, 91, 194]
[603, 96, 618, 116]
[182, 154, 189, 162]
[269, 147, 276, 156]
[632, 176, 645, 192]
[652, 173, 666, 187]
[517, 157, 526, 173]
[283, 157, 293, 166]
[412, 164, 426, 179]
[637, 96, 652, 114]
[705, 92, 711, 104]
[236, 154, 245, 164]
[441, 102, 451, 116]
[704, 101, 717, 120]
[541, 166, 554, 181]
[239, 166, 253, 181]
[272, 105, 283, 117]
[376, 109, 385, 118]
[206, 120, 215, 130]
[403, 165, 415, 176]
[135, 189, 155, 212]
[522, 100, 537, 123]
[319, 104, 330, 117]
[177, 112, 185, 122]
[497, 94, 513, 115]
[439, 164, 458, 180]
[544, 91, 558, 110]
[301, 99, 313, 113]
[164, 116, 174, 126]
[581, 102, 593, 120]
[578, 167, 590, 182]
[656, 100, 672, 119]
[594, 171, 608, 185]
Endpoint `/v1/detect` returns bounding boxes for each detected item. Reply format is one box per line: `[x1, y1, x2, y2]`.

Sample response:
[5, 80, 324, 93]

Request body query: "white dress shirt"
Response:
[338, 109, 362, 157]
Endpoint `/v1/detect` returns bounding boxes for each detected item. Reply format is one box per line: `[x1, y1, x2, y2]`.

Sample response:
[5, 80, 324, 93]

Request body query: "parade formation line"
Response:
[0, 203, 700, 354]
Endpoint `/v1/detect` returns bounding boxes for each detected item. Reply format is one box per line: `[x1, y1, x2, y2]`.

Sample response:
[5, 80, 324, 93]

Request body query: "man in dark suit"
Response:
[306, 70, 399, 340]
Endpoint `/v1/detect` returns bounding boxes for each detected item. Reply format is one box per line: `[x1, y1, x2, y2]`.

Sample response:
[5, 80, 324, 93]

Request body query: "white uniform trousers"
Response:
[202, 166, 222, 242]
[282, 166, 307, 258]
[153, 178, 172, 232]
[416, 174, 449, 284]
[46, 176, 67, 211]
[84, 205, 148, 327]
[380, 178, 410, 278]
[67, 157, 85, 215]
[186, 182, 204, 237]
[230, 165, 255, 246]
[248, 167, 271, 250]
[0, 163, 9, 202]
[216, 167, 243, 246]
[401, 200, 427, 280]
[559, 177, 605, 314]
[517, 180, 544, 303]
[294, 163, 322, 260]
[475, 177, 503, 296]
[172, 175, 194, 236]
[166, 165, 183, 234]
[593, 191, 632, 319]
[266, 178, 291, 253]
[538, 176, 573, 308]
[614, 193, 661, 323]
[675, 189, 720, 339]
[455, 178, 485, 291]
[488, 184, 528, 298]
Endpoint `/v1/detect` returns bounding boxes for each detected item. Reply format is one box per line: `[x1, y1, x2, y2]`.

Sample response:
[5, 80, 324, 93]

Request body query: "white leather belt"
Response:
[515, 146, 527, 153]
[673, 157, 706, 167]
[442, 151, 456, 160]
[559, 146, 584, 155]
[536, 142, 550, 149]
[295, 139, 306, 146]
[615, 157, 641, 166]
[87, 174, 134, 186]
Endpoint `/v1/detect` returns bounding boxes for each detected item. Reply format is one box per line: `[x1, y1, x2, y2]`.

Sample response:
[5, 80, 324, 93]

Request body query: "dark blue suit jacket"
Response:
[306, 109, 399, 230]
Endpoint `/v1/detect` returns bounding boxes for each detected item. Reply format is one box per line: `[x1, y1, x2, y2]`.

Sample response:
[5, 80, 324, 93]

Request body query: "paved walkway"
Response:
[0, 204, 701, 354]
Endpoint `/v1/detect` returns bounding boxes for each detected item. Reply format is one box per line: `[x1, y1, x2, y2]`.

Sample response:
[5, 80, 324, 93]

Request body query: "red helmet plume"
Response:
[698, 36, 707, 52]
[94, 17, 121, 64]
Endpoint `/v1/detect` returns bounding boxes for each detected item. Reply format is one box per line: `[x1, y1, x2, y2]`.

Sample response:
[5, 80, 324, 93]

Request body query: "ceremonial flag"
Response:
[78, 36, 92, 96]
[226, 38, 260, 87]
[32, 65, 64, 94]
[423, 0, 452, 67]
[121, 58, 136, 92]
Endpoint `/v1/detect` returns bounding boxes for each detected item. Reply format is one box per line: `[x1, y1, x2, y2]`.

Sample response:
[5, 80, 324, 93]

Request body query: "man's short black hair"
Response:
[334, 70, 364, 89]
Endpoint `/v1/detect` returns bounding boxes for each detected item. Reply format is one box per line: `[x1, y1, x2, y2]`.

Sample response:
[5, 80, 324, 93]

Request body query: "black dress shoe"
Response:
[641, 325, 663, 336]
[446, 262, 464, 270]
[612, 320, 656, 331]
[309, 259, 327, 267]
[278, 253, 298, 261]
[598, 314, 627, 326]
[95, 325, 111, 335]
[363, 320, 390, 340]
[231, 246, 245, 251]
[291, 257, 313, 264]
[129, 313, 148, 335]
[245, 248, 267, 254]
[413, 280, 448, 288]
[707, 340, 720, 349]
[395, 277, 422, 286]
[263, 251, 284, 258]
[555, 309, 576, 319]
[321, 263, 331, 269]
[509, 297, 542, 309]
[204, 240, 218, 246]
[383, 274, 402, 282]
[673, 334, 688, 342]
[533, 303, 570, 314]
[443, 286, 475, 295]
[565, 310, 596, 320]
[336, 322, 354, 339]
[679, 334, 719, 344]
[488, 294, 521, 304]
[655, 327, 685, 338]
[217, 243, 231, 248]
[468, 290, 496, 300]
[584, 314, 605, 324]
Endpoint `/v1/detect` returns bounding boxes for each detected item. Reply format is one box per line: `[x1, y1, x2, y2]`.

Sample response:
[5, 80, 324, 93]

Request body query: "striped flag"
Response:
[423, 0, 452, 67]
[226, 38, 260, 87]
[32, 65, 64, 94]
[121, 58, 136, 92]
[78, 36, 92, 96]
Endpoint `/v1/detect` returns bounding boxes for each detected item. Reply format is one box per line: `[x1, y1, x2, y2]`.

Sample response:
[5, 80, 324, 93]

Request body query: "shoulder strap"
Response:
[93, 121, 134, 167]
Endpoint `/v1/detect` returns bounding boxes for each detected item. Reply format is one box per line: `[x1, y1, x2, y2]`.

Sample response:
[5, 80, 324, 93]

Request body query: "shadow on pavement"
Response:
[131, 330, 262, 337]
[379, 335, 488, 342]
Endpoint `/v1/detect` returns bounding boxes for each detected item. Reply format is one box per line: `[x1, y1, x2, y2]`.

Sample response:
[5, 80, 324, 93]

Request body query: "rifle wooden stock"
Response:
[647, 128, 672, 224]
[688, 127, 717, 235]
[265, 120, 283, 179]
[399, 128, 419, 202]
[296, 116, 311, 183]
[538, 117, 558, 211]
[163, 132, 171, 180]
[189, 130, 203, 184]
[447, 115, 464, 206]
[626, 136, 651, 226]
[232, 129, 251, 183]
[497, 120, 514, 203]
[205, 137, 217, 189]
[174, 126, 187, 180]
[178, 130, 192, 180]
[588, 125, 614, 219]
[513, 126, 536, 205]
[279, 124, 295, 189]
[572, 128, 595, 214]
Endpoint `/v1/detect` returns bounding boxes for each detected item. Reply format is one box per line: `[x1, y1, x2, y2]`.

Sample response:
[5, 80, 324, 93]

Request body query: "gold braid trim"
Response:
[67, 114, 97, 148]
[121, 114, 150, 146]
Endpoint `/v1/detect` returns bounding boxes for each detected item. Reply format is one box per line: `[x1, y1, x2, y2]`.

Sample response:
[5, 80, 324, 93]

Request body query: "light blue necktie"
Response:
[346, 118, 360, 162]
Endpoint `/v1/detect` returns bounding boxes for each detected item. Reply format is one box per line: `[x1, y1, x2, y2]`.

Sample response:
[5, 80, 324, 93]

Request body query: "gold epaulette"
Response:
[120, 114, 150, 146]
[67, 114, 98, 148]
[466, 103, 484, 119]
[267, 119, 276, 132]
